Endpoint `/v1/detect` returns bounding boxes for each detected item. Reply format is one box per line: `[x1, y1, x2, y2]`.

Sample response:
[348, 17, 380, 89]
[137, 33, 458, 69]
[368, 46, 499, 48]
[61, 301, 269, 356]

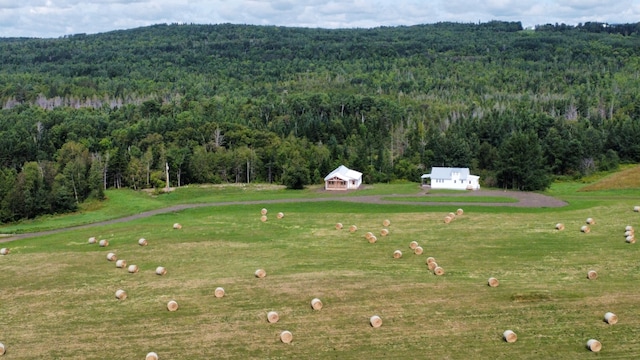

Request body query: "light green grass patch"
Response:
[0, 183, 425, 234]
[382, 195, 518, 203]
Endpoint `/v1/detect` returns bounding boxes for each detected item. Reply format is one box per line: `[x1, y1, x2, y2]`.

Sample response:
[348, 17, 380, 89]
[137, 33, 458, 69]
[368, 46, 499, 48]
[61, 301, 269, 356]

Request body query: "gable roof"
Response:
[422, 167, 471, 180]
[324, 165, 362, 181]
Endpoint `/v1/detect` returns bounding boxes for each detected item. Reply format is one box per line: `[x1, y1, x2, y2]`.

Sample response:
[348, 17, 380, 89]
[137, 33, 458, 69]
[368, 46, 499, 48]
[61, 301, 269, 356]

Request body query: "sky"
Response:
[0, 0, 639, 38]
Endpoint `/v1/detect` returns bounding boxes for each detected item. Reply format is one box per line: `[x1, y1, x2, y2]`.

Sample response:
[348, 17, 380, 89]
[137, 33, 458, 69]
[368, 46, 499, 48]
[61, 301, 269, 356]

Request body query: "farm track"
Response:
[0, 189, 566, 242]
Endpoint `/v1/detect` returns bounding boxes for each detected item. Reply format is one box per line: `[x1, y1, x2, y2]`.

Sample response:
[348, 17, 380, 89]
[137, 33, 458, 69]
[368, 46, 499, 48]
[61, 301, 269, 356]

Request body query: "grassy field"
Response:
[381, 195, 518, 203]
[579, 165, 640, 191]
[1, 174, 640, 359]
[0, 182, 423, 234]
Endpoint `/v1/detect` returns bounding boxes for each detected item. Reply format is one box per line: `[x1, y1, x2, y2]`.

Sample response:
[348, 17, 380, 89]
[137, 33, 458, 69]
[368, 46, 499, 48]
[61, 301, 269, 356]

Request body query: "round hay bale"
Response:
[0, 342, 5, 355]
[434, 266, 445, 276]
[280, 330, 293, 344]
[414, 246, 424, 255]
[625, 230, 634, 237]
[409, 241, 419, 250]
[88, 237, 97, 244]
[626, 235, 636, 244]
[370, 315, 382, 328]
[146, 352, 158, 360]
[98, 239, 109, 247]
[260, 215, 267, 222]
[277, 212, 284, 219]
[349, 225, 358, 233]
[443, 216, 452, 224]
[587, 339, 602, 352]
[335, 223, 343, 230]
[586, 217, 595, 225]
[0, 248, 9, 255]
[383, 219, 391, 227]
[214, 287, 225, 298]
[255, 269, 266, 278]
[503, 330, 517, 343]
[173, 223, 182, 230]
[555, 223, 565, 231]
[393, 250, 402, 259]
[426, 257, 436, 265]
[267, 311, 279, 323]
[261, 208, 268, 215]
[368, 235, 377, 244]
[115, 289, 127, 300]
[626, 225, 634, 232]
[127, 264, 139, 273]
[364, 232, 374, 240]
[427, 262, 438, 271]
[167, 300, 179, 312]
[587, 270, 598, 280]
[115, 259, 127, 268]
[106, 252, 117, 261]
[456, 208, 464, 216]
[155, 266, 167, 276]
[488, 277, 500, 287]
[604, 312, 618, 325]
[138, 238, 148, 246]
[634, 206, 640, 212]
[580, 225, 590, 233]
[448, 212, 456, 219]
[311, 298, 323, 310]
[380, 228, 389, 237]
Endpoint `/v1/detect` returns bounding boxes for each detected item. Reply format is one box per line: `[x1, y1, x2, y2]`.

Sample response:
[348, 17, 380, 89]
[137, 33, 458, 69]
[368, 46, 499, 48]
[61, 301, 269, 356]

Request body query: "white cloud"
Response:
[0, 0, 638, 38]
[556, 0, 623, 10]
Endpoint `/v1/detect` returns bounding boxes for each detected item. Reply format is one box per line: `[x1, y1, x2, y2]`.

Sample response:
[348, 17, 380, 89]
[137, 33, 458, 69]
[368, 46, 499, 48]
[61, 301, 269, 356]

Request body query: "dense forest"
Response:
[0, 21, 639, 222]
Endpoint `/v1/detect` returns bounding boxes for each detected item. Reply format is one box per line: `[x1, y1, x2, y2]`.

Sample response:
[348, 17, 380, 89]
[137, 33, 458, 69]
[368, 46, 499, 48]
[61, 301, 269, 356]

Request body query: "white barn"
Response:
[421, 167, 480, 190]
[324, 165, 363, 191]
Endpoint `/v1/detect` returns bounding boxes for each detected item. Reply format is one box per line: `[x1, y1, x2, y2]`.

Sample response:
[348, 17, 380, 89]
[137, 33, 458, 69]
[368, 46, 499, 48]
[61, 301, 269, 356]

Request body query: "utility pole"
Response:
[165, 162, 170, 192]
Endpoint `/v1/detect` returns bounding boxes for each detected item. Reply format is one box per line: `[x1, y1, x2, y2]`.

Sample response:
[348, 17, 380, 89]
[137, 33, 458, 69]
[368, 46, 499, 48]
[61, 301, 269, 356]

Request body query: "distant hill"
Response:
[1, 21, 639, 107]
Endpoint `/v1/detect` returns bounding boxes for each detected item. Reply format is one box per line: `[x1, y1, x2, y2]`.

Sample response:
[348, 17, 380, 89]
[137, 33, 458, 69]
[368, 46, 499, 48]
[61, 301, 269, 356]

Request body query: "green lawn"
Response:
[1, 181, 640, 358]
[381, 195, 518, 203]
[0, 182, 424, 234]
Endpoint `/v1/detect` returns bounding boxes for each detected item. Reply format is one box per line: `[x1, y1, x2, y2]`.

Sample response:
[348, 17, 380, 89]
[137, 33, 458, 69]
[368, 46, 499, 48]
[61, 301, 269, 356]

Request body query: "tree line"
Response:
[0, 21, 639, 222]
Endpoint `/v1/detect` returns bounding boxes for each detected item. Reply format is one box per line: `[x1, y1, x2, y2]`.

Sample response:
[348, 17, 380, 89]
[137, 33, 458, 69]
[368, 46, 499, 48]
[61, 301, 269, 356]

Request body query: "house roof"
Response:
[421, 167, 471, 180]
[324, 165, 362, 181]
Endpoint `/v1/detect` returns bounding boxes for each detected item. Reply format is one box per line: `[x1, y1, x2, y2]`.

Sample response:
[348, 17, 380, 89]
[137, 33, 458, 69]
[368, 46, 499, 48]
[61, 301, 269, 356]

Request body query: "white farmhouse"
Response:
[324, 165, 363, 190]
[421, 167, 480, 190]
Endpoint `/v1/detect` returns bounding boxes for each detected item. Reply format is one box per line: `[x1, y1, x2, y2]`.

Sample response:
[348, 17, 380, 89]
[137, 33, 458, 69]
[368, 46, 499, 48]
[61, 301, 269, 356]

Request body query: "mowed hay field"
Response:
[2, 188, 640, 358]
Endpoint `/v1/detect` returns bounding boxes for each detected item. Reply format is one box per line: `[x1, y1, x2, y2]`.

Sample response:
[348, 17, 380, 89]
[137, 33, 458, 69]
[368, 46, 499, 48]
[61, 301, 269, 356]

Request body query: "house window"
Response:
[454, 180, 456, 184]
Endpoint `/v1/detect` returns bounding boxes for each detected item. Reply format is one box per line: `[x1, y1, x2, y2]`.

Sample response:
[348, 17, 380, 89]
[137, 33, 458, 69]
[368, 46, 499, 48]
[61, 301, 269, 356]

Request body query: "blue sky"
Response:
[1, 0, 638, 38]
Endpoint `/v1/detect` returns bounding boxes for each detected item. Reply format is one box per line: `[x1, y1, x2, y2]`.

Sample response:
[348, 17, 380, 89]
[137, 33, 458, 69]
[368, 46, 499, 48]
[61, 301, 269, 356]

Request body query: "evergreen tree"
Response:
[496, 131, 551, 191]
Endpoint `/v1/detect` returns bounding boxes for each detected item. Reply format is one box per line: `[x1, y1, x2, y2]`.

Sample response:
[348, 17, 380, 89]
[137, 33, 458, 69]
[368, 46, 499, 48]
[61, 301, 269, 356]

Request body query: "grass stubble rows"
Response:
[1, 182, 640, 358]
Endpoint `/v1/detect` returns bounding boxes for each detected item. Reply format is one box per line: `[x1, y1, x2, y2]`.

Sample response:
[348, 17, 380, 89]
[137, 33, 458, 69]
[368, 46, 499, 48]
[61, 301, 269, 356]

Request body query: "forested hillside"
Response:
[1, 21, 639, 222]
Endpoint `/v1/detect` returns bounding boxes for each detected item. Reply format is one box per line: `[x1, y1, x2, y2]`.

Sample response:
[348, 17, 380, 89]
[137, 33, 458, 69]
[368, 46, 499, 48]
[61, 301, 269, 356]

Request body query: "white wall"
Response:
[430, 177, 479, 190]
